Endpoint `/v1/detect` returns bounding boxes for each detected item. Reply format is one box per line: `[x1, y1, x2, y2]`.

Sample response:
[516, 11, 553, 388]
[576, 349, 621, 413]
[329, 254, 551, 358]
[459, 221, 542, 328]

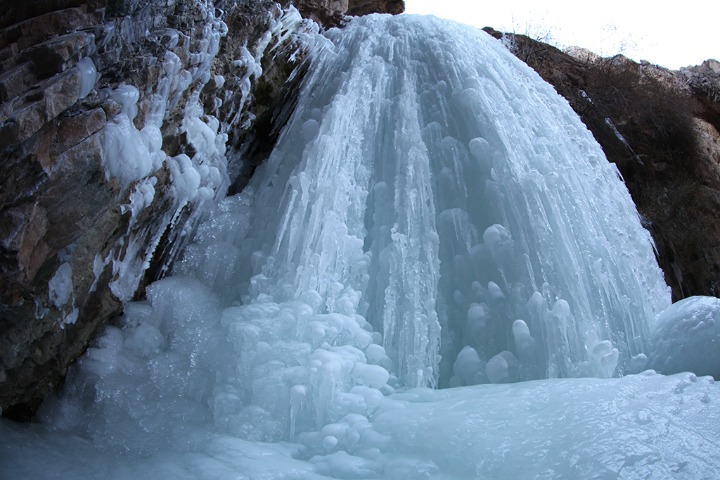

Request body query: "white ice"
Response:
[47, 261, 78, 326]
[2, 11, 718, 480]
[650, 296, 720, 378]
[76, 57, 97, 99]
[2, 372, 718, 479]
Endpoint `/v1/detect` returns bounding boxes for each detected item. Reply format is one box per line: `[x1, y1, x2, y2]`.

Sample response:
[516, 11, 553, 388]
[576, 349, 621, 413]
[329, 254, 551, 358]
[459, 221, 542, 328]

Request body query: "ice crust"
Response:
[3, 11, 719, 480]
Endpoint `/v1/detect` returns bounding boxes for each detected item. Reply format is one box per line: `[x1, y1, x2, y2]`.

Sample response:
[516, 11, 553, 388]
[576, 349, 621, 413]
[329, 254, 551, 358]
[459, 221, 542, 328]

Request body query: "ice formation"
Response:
[649, 295, 720, 377]
[2, 11, 719, 480]
[76, 57, 97, 99]
[47, 261, 78, 326]
[94, 3, 232, 303]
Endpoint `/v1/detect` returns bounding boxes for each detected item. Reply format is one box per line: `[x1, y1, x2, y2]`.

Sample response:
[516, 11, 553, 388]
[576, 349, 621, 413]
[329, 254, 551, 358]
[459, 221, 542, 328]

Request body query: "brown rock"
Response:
[287, 0, 404, 27]
[23, 32, 94, 78]
[40, 133, 119, 252]
[0, 62, 35, 103]
[0, 202, 49, 284]
[51, 107, 107, 156]
[1, 7, 96, 51]
[347, 0, 404, 16]
[1, 0, 265, 418]
[0, 67, 80, 149]
[294, 0, 349, 26]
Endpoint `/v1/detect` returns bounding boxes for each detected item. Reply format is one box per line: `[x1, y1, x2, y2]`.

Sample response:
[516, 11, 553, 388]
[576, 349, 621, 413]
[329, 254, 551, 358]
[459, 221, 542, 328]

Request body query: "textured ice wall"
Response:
[229, 12, 671, 388]
[171, 11, 674, 445]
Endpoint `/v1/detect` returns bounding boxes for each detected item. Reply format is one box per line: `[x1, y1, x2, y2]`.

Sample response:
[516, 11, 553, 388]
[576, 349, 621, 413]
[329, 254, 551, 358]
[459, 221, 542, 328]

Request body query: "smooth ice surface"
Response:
[76, 57, 97, 99]
[650, 296, 720, 377]
[2, 372, 719, 479]
[3, 11, 716, 480]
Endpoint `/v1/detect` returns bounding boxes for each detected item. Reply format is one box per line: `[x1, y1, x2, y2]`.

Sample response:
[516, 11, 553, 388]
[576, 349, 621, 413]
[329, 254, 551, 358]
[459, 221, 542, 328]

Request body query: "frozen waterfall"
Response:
[2, 12, 720, 480]
[214, 10, 671, 389]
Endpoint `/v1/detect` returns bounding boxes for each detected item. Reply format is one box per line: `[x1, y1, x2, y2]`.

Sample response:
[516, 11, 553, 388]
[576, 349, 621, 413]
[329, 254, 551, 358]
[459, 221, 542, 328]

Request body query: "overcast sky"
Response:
[404, 0, 717, 70]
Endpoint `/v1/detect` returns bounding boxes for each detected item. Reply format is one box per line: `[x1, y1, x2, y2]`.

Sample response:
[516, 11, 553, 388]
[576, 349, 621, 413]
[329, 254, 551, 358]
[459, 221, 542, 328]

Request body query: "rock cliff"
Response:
[0, 0, 404, 419]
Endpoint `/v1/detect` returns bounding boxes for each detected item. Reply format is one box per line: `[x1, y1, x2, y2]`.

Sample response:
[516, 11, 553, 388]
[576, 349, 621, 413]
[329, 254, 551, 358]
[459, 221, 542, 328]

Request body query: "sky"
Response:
[403, 0, 717, 70]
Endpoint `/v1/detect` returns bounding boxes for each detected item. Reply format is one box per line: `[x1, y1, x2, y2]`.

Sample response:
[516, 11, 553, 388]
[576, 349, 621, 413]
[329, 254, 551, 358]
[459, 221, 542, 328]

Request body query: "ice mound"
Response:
[650, 295, 720, 378]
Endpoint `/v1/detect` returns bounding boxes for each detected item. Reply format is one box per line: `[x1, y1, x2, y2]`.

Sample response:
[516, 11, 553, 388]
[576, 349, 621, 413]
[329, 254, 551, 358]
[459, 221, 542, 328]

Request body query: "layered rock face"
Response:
[488, 29, 720, 302]
[0, 0, 404, 418]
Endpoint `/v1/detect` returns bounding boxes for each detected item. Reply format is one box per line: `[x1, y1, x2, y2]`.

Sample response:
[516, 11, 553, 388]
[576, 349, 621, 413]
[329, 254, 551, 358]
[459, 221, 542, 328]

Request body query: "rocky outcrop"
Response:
[287, 0, 403, 27]
[0, 0, 404, 419]
[488, 28, 720, 302]
[347, 0, 404, 16]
